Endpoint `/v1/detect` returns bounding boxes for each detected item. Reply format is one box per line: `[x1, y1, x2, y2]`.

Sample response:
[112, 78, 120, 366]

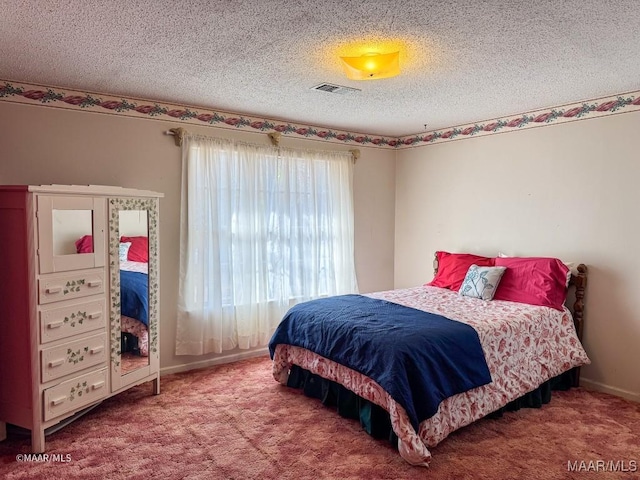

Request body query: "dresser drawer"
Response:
[43, 368, 108, 422]
[38, 269, 105, 305]
[41, 333, 107, 383]
[40, 298, 106, 343]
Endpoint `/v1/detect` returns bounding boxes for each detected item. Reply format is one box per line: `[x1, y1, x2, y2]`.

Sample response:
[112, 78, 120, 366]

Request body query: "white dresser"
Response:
[0, 185, 162, 452]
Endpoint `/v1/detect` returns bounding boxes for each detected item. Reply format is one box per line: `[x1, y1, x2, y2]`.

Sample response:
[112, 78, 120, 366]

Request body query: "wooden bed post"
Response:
[571, 264, 587, 340]
[570, 264, 587, 387]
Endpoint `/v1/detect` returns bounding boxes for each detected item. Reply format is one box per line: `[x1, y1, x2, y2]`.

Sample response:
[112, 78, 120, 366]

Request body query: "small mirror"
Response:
[52, 209, 93, 255]
[118, 210, 151, 375]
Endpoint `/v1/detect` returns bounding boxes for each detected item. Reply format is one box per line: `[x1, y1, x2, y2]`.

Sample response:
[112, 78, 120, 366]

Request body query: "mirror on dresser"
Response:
[108, 197, 160, 393]
[118, 209, 150, 375]
[52, 209, 93, 255]
[38, 195, 106, 274]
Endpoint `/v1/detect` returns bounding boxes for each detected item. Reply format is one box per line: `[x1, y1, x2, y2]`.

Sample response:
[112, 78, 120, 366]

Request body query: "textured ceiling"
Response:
[1, 0, 639, 137]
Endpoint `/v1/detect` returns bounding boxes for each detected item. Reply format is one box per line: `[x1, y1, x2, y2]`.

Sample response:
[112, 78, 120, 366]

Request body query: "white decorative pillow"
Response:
[119, 242, 132, 262]
[459, 265, 507, 301]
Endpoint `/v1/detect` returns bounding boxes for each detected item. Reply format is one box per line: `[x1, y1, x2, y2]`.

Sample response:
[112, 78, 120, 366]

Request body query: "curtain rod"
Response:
[164, 127, 186, 147]
[164, 127, 359, 163]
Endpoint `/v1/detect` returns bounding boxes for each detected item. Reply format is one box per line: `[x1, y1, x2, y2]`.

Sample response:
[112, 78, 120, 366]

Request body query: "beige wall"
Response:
[0, 101, 396, 372]
[5, 97, 636, 401]
[395, 111, 640, 401]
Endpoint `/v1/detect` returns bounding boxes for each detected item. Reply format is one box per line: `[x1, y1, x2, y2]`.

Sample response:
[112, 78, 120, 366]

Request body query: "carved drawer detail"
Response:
[40, 299, 106, 343]
[41, 333, 107, 383]
[43, 368, 108, 422]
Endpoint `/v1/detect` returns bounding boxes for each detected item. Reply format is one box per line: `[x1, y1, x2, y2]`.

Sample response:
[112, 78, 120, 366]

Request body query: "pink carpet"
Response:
[1, 356, 639, 479]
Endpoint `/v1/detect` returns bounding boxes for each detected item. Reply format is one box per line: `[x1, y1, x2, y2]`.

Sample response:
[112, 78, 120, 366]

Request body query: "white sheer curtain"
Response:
[176, 134, 358, 355]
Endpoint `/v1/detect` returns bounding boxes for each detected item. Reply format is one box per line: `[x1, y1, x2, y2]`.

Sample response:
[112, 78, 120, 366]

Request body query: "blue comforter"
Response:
[268, 294, 492, 430]
[120, 271, 148, 326]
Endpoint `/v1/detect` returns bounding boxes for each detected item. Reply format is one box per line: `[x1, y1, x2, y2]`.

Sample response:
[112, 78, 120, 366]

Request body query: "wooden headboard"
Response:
[431, 253, 588, 340]
[567, 264, 588, 341]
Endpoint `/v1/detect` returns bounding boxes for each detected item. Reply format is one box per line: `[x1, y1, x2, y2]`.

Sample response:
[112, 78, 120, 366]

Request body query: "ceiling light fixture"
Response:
[339, 51, 400, 80]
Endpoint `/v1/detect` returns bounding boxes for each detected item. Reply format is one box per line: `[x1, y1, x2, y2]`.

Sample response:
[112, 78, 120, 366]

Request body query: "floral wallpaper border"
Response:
[396, 90, 640, 149]
[1, 79, 639, 149]
[0, 80, 396, 148]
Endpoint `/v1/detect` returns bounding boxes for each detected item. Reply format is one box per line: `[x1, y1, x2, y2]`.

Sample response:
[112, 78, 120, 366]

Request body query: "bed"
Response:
[269, 253, 590, 467]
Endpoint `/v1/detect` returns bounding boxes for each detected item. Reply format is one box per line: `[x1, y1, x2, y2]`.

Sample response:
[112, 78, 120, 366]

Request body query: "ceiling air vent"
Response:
[311, 83, 360, 95]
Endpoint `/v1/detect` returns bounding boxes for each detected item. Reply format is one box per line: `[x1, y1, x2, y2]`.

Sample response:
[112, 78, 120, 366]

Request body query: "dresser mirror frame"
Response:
[108, 197, 160, 393]
[37, 195, 106, 274]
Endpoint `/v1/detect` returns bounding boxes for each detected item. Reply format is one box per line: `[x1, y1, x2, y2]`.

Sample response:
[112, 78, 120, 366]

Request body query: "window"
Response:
[176, 136, 358, 355]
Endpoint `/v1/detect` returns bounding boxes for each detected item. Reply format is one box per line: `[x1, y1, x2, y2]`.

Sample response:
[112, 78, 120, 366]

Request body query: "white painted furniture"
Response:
[0, 185, 162, 452]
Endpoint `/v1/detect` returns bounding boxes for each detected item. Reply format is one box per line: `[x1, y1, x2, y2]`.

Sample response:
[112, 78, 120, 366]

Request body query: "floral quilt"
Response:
[272, 286, 590, 466]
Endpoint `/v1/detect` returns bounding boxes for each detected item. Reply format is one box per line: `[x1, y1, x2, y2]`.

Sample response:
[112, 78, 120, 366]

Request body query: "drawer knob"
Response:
[91, 381, 105, 390]
[89, 346, 104, 355]
[45, 286, 62, 294]
[51, 396, 66, 406]
[48, 358, 65, 368]
[88, 312, 102, 319]
[88, 281, 102, 288]
[47, 321, 64, 329]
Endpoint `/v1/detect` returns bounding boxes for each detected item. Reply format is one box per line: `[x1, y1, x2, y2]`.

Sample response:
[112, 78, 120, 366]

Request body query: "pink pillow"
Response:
[427, 251, 495, 291]
[75, 235, 93, 253]
[120, 236, 148, 263]
[493, 257, 569, 310]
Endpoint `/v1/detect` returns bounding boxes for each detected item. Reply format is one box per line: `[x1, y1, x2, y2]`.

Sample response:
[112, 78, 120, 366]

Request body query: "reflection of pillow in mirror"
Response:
[120, 236, 149, 262]
[75, 235, 93, 254]
[119, 242, 132, 262]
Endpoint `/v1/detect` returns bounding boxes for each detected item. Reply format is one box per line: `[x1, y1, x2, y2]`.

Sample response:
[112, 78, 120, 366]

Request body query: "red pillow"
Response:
[75, 235, 94, 253]
[493, 257, 569, 310]
[427, 251, 495, 291]
[120, 236, 149, 263]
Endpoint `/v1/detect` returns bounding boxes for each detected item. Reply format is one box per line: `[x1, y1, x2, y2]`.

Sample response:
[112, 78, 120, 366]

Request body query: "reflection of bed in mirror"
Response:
[120, 258, 149, 373]
[117, 210, 150, 375]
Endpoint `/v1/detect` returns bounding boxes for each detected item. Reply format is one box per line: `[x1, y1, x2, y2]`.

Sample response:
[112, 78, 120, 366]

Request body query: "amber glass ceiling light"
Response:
[340, 51, 400, 80]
